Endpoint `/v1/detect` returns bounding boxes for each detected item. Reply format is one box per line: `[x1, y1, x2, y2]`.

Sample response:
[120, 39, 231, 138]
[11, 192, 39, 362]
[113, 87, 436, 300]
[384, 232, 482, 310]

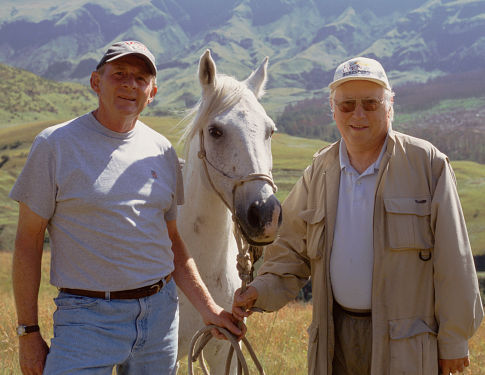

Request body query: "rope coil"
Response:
[188, 325, 265, 375]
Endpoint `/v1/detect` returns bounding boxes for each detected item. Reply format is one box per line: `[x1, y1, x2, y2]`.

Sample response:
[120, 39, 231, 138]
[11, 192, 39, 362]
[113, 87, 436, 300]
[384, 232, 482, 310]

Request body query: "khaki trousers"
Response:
[332, 303, 372, 375]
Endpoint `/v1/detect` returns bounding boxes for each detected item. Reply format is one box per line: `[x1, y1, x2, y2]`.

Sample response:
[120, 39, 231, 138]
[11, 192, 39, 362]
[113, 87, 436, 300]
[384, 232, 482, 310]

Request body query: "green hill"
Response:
[1, 116, 484, 259]
[0, 64, 97, 127]
[277, 70, 485, 164]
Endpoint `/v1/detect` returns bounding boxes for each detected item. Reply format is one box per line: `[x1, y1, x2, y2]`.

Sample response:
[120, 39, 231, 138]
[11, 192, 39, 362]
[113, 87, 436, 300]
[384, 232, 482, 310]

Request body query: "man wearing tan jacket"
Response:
[233, 57, 483, 375]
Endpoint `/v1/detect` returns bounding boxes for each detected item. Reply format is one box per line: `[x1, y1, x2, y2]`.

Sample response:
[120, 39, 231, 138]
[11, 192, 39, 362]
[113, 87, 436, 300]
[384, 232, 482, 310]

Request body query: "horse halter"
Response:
[197, 129, 278, 286]
[197, 129, 277, 219]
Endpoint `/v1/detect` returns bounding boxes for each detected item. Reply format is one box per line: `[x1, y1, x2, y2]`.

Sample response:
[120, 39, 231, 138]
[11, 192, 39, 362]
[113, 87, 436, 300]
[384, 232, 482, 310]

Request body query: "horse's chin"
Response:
[237, 224, 278, 247]
[246, 237, 276, 247]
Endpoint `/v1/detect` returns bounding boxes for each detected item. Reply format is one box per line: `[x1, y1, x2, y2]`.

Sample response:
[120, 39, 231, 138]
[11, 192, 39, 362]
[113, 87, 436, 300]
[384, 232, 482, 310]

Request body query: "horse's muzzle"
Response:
[237, 194, 282, 245]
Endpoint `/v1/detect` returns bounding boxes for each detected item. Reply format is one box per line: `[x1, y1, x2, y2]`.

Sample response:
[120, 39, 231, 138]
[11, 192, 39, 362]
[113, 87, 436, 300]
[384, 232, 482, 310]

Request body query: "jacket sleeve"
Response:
[432, 158, 484, 359]
[250, 164, 313, 312]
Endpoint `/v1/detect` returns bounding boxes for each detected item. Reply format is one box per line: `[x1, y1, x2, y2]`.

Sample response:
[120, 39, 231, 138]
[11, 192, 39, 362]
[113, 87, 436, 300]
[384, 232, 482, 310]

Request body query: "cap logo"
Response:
[342, 60, 372, 77]
[123, 41, 149, 53]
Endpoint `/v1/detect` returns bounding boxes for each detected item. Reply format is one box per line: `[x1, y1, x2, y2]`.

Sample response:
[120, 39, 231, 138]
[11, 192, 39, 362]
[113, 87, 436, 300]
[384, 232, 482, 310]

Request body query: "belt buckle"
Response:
[150, 283, 161, 294]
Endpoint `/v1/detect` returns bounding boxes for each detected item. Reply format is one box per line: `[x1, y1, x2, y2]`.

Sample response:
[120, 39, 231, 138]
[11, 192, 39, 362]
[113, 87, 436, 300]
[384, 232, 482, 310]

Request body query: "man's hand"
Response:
[18, 333, 49, 375]
[232, 286, 259, 321]
[439, 357, 470, 374]
[166, 220, 245, 341]
[201, 303, 246, 340]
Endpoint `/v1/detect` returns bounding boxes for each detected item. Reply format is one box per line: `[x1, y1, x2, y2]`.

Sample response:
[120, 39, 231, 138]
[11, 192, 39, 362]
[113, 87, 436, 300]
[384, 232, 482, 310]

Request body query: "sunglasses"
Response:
[333, 98, 385, 113]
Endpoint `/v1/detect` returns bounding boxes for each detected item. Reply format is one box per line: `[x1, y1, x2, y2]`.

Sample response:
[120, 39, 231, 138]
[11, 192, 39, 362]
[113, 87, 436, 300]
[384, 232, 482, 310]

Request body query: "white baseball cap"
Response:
[328, 57, 391, 90]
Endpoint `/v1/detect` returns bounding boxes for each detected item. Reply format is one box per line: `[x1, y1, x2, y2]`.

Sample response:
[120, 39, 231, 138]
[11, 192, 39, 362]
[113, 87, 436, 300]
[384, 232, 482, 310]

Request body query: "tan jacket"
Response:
[251, 131, 483, 374]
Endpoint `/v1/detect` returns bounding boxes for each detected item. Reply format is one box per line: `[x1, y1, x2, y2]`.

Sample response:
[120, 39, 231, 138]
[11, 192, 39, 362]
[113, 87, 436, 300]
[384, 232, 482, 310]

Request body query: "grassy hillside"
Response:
[277, 70, 485, 164]
[0, 64, 98, 127]
[1, 116, 484, 257]
[453, 161, 485, 256]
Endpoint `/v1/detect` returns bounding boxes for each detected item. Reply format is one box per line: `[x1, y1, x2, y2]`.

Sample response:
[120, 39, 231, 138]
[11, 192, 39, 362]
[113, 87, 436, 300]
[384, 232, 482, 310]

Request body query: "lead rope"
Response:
[188, 131, 274, 374]
[187, 233, 266, 375]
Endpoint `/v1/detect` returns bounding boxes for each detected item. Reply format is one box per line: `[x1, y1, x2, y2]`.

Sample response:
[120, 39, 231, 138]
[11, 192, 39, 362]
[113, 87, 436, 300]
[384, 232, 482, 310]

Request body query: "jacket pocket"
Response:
[389, 317, 438, 375]
[384, 197, 434, 250]
[299, 208, 325, 259]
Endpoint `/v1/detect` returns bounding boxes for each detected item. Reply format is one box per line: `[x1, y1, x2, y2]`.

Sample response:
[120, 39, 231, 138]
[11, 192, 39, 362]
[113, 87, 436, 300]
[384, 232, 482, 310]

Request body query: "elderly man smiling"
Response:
[233, 56, 483, 375]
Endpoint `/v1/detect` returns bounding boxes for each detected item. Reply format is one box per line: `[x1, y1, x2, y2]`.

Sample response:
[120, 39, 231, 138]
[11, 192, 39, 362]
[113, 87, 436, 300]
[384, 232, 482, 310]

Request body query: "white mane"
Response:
[180, 75, 251, 154]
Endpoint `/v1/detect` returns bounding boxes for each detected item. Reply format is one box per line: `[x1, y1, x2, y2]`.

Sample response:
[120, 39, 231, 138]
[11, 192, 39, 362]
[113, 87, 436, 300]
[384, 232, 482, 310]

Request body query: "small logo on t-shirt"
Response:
[151, 170, 158, 179]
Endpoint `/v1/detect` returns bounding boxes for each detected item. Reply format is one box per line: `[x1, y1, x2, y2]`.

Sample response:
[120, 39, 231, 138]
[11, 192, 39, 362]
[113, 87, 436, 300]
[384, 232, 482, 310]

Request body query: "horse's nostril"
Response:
[247, 201, 262, 228]
[246, 196, 282, 230]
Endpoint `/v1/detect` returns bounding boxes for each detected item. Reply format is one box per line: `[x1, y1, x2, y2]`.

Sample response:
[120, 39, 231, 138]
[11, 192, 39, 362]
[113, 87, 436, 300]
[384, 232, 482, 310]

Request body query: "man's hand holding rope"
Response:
[232, 286, 259, 321]
[201, 303, 247, 341]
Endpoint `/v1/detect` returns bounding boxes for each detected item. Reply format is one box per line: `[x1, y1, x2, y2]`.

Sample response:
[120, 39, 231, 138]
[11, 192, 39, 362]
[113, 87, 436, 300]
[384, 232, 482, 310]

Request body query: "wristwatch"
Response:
[16, 324, 40, 336]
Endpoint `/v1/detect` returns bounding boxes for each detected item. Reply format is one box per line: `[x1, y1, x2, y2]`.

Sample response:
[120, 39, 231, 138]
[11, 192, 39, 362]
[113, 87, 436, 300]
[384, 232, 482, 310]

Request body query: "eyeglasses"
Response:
[333, 98, 385, 113]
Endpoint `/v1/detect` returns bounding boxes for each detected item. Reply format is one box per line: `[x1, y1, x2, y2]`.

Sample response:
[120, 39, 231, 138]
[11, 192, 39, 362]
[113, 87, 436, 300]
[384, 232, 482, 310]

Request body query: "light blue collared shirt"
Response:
[330, 137, 388, 310]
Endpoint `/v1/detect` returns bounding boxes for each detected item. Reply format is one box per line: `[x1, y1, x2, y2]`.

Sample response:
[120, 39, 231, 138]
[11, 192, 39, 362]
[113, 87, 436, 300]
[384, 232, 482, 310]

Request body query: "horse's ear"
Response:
[198, 49, 217, 90]
[245, 56, 269, 99]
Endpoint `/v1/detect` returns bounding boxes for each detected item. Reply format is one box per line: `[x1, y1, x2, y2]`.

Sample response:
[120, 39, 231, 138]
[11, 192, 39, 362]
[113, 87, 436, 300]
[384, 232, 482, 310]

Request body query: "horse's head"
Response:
[184, 50, 282, 245]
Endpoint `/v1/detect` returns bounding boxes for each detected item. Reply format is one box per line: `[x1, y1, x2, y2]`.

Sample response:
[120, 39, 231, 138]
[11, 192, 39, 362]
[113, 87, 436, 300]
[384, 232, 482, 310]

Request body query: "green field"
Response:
[0, 116, 327, 251]
[1, 116, 484, 256]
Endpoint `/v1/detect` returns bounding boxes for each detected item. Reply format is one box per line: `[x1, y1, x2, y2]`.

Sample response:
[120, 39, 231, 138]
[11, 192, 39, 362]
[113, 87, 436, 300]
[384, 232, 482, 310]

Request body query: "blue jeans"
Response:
[44, 279, 179, 375]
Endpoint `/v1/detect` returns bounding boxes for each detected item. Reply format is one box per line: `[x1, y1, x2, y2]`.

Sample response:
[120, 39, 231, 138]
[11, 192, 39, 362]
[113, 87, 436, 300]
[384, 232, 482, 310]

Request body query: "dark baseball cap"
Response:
[96, 41, 157, 76]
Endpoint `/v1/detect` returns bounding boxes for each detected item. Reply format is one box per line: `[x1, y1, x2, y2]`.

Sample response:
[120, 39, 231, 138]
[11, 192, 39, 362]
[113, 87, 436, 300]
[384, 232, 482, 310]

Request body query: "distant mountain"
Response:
[1, 0, 484, 114]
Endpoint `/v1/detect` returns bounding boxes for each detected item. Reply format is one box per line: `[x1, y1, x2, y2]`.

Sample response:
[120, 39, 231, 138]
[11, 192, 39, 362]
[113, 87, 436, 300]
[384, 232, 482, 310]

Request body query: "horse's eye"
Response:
[208, 126, 223, 139]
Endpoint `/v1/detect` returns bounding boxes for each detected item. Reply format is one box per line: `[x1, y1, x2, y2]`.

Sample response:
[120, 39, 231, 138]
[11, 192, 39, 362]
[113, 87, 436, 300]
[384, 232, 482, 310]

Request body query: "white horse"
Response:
[177, 50, 282, 374]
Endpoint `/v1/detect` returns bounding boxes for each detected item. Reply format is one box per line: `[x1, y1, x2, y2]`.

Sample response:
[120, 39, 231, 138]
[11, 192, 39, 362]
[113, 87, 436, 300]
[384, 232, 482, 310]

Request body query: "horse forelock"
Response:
[181, 75, 250, 155]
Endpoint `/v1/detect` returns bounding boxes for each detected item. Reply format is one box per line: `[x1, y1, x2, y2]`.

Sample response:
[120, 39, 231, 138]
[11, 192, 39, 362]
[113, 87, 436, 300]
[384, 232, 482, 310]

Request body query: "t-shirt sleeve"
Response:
[9, 135, 57, 219]
[164, 147, 184, 221]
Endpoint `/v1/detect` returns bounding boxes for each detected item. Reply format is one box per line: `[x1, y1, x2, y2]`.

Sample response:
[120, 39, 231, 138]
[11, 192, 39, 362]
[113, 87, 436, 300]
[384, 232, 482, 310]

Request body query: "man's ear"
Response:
[90, 71, 100, 94]
[387, 96, 394, 121]
[148, 85, 158, 103]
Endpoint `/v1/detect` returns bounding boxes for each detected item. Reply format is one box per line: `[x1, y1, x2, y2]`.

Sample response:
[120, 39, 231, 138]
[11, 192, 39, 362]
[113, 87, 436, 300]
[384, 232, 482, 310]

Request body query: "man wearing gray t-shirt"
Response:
[10, 40, 243, 375]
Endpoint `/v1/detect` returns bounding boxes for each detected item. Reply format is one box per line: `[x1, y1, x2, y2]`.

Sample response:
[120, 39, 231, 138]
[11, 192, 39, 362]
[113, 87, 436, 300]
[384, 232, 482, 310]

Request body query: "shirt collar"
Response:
[339, 135, 389, 175]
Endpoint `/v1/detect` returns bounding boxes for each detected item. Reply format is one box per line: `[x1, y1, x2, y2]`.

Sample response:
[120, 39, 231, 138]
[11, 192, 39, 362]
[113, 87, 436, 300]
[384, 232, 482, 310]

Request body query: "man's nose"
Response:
[352, 101, 366, 118]
[121, 74, 136, 88]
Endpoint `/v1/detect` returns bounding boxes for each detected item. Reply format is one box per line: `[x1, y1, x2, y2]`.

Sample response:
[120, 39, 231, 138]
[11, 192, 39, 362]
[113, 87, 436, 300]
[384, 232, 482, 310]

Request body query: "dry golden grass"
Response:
[469, 323, 485, 375]
[0, 251, 57, 375]
[1, 250, 485, 374]
[177, 302, 312, 375]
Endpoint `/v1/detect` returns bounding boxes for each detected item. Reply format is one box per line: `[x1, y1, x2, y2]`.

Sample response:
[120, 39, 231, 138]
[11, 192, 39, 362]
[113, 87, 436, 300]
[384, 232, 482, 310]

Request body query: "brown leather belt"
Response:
[335, 302, 372, 317]
[59, 274, 172, 300]
[341, 309, 372, 318]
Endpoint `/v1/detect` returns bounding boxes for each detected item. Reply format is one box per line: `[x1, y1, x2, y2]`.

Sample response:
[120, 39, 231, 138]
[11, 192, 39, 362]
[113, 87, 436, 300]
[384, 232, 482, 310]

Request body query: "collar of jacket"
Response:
[313, 129, 396, 171]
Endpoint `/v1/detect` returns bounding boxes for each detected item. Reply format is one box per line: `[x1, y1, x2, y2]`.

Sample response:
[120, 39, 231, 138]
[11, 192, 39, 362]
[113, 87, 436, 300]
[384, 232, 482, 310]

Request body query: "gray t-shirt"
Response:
[10, 113, 184, 291]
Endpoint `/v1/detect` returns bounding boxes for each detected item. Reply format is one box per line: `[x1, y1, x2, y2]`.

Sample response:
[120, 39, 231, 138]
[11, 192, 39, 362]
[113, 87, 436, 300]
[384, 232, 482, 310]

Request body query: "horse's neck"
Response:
[178, 140, 237, 271]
